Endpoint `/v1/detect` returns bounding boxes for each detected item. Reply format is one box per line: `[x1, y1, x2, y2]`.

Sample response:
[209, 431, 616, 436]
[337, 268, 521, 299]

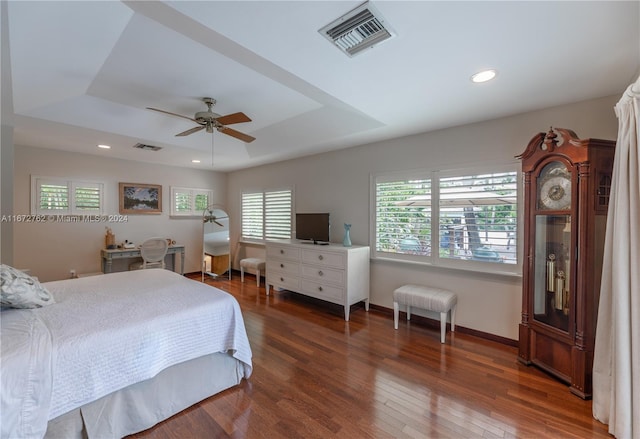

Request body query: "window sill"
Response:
[371, 256, 522, 279]
[238, 240, 266, 247]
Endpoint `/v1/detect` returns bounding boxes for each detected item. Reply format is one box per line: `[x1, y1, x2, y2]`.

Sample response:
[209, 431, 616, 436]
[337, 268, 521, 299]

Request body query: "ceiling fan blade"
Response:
[176, 125, 206, 137]
[215, 112, 252, 125]
[146, 107, 197, 122]
[218, 127, 256, 143]
[214, 220, 224, 227]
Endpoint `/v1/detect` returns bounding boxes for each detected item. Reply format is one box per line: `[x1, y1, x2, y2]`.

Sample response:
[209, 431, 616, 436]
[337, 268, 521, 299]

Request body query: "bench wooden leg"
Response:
[407, 305, 411, 321]
[256, 269, 261, 287]
[241, 267, 245, 283]
[393, 301, 399, 329]
[440, 311, 447, 343]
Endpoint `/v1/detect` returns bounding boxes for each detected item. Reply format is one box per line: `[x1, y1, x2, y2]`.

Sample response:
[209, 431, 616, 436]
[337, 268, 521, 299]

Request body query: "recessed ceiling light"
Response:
[471, 69, 497, 83]
[97, 144, 111, 149]
[191, 159, 201, 163]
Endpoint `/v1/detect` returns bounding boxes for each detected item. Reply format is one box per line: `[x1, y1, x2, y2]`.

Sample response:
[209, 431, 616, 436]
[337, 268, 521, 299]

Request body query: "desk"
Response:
[101, 245, 185, 275]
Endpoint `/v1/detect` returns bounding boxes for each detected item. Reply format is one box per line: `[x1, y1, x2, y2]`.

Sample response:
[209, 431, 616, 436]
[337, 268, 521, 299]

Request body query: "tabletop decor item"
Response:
[105, 227, 116, 249]
[343, 223, 352, 247]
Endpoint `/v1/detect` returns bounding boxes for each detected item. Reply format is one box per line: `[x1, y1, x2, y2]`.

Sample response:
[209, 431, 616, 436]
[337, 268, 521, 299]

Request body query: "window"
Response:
[372, 166, 519, 273]
[242, 189, 292, 241]
[375, 175, 432, 258]
[170, 187, 212, 216]
[31, 176, 104, 215]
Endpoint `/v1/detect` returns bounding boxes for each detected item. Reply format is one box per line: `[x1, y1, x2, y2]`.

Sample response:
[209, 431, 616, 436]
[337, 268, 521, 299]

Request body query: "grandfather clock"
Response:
[517, 127, 615, 399]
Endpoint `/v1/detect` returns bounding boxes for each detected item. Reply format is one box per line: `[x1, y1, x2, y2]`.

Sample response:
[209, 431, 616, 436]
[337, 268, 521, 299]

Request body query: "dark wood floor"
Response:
[129, 272, 612, 439]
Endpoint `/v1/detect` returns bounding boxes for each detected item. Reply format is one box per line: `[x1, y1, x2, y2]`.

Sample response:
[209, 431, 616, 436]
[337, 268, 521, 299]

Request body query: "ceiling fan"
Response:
[147, 97, 255, 143]
[203, 207, 227, 227]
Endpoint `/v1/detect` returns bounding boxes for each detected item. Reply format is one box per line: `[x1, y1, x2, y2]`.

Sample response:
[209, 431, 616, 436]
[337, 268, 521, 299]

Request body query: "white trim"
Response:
[170, 186, 213, 217]
[31, 175, 105, 215]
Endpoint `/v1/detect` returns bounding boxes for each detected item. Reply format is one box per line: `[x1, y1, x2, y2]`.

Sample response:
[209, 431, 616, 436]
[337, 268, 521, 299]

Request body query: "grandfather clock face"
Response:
[537, 161, 571, 211]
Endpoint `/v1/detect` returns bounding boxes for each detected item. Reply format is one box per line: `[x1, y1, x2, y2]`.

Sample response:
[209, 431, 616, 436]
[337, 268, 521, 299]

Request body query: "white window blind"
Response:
[73, 182, 102, 212]
[37, 182, 69, 213]
[265, 190, 292, 240]
[375, 177, 431, 257]
[242, 189, 292, 241]
[31, 177, 104, 215]
[170, 187, 212, 216]
[438, 171, 517, 264]
[372, 166, 519, 273]
[242, 192, 264, 240]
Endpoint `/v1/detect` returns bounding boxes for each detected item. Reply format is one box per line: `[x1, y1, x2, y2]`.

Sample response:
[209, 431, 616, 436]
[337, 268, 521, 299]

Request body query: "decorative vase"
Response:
[343, 223, 352, 247]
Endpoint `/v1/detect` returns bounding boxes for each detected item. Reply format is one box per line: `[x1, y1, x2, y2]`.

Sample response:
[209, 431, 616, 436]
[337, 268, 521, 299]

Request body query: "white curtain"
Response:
[593, 76, 640, 439]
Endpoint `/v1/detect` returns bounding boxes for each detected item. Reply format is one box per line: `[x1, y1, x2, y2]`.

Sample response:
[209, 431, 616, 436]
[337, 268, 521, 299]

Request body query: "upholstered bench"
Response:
[393, 284, 457, 343]
[240, 258, 266, 287]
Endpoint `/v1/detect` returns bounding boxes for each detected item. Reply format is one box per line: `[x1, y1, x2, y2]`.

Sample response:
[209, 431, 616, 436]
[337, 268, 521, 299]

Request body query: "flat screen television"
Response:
[295, 213, 330, 243]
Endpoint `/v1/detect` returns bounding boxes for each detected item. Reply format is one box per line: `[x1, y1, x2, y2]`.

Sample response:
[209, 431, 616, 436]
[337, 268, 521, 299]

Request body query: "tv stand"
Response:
[266, 239, 370, 321]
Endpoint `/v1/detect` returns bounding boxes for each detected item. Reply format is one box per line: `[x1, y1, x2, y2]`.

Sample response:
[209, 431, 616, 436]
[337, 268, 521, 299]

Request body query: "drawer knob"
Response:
[318, 286, 323, 292]
[280, 277, 284, 282]
[318, 270, 324, 276]
[318, 255, 323, 260]
[280, 263, 284, 268]
[280, 249, 284, 254]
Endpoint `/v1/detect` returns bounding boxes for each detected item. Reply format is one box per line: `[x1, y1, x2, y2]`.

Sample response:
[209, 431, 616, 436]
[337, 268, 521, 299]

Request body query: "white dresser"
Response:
[265, 239, 370, 321]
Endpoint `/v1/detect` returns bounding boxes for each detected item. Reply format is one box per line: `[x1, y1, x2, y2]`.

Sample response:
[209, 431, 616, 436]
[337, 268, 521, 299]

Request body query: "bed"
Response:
[1, 268, 253, 439]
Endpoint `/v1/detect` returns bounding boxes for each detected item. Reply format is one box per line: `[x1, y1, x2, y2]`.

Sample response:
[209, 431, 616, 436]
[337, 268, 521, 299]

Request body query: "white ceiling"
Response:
[5, 1, 640, 171]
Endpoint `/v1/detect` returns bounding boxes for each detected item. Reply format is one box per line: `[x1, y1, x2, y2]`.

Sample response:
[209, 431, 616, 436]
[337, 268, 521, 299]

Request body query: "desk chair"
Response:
[129, 238, 169, 270]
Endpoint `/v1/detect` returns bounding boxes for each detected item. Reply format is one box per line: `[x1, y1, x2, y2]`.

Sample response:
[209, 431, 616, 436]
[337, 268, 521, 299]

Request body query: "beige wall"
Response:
[227, 95, 620, 340]
[13, 146, 225, 281]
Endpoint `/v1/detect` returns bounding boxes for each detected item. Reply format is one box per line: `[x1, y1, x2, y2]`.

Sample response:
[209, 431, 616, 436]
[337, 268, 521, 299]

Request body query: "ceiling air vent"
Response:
[133, 143, 162, 152]
[319, 1, 394, 57]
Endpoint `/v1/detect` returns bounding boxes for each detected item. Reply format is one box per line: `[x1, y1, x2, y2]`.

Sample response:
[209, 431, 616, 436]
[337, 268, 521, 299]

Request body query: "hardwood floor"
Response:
[129, 273, 612, 439]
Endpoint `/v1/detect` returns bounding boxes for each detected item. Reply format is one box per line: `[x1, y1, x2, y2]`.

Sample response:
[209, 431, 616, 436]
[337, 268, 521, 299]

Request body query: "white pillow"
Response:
[0, 265, 55, 309]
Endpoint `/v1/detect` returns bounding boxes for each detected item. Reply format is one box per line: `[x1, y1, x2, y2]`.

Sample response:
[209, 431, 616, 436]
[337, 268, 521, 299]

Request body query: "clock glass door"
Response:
[533, 214, 571, 331]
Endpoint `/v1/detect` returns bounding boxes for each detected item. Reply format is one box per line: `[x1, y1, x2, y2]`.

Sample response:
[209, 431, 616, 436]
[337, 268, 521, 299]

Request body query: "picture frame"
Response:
[119, 182, 162, 214]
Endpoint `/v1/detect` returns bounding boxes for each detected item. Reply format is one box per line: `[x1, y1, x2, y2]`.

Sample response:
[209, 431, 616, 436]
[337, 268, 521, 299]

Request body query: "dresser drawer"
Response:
[269, 273, 300, 291]
[267, 259, 299, 275]
[301, 249, 345, 268]
[300, 264, 344, 285]
[300, 279, 343, 302]
[267, 245, 300, 261]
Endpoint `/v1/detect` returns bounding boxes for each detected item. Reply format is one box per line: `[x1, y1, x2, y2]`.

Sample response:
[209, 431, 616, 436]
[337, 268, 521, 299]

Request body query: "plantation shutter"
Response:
[33, 177, 104, 215]
[375, 177, 432, 256]
[173, 189, 192, 214]
[37, 180, 69, 214]
[438, 171, 517, 264]
[73, 182, 102, 212]
[170, 187, 212, 216]
[242, 192, 264, 240]
[194, 192, 209, 212]
[264, 190, 292, 240]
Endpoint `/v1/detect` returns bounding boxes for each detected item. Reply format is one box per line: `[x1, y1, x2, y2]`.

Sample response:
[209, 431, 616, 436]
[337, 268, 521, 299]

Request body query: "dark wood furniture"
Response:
[517, 127, 615, 399]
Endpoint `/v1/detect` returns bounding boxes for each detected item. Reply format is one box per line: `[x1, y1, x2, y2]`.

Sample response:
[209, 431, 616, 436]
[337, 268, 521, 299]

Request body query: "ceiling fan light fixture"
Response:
[147, 98, 255, 142]
[471, 69, 497, 83]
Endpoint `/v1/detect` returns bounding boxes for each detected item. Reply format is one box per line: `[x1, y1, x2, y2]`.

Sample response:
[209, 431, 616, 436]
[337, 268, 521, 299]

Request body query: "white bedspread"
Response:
[1, 270, 252, 439]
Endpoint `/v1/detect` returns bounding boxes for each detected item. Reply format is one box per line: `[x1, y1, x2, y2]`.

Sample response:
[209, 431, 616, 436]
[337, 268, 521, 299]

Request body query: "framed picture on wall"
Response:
[119, 183, 162, 214]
